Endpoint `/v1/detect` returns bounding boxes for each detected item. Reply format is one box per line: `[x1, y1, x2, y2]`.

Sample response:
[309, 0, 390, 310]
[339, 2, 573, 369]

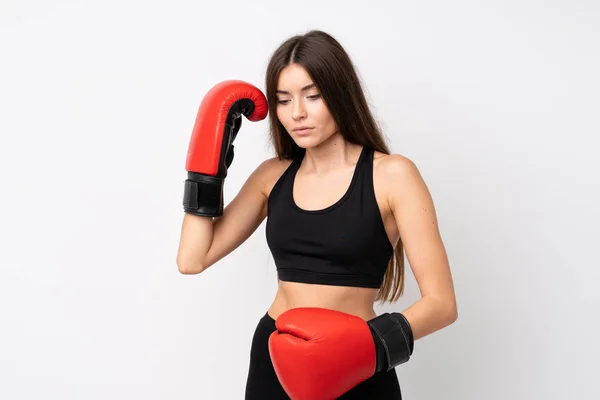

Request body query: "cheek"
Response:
[276, 108, 289, 126]
[313, 103, 334, 126]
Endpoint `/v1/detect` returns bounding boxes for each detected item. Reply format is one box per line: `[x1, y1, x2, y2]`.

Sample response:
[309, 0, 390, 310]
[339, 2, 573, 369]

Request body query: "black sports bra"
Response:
[265, 146, 394, 288]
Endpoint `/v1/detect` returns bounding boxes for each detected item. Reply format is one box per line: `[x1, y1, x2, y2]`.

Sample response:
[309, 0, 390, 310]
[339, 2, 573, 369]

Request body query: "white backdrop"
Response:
[1, 0, 599, 399]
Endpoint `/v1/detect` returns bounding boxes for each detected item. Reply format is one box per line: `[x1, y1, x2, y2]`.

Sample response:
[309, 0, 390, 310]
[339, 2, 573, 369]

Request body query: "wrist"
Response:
[367, 312, 414, 373]
[183, 172, 224, 217]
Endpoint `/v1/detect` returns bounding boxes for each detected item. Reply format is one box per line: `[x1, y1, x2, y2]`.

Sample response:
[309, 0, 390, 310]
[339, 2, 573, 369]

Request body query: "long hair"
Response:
[264, 30, 405, 304]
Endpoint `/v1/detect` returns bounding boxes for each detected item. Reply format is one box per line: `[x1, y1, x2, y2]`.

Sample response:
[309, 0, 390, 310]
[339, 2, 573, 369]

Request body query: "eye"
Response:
[276, 99, 290, 105]
[307, 94, 321, 100]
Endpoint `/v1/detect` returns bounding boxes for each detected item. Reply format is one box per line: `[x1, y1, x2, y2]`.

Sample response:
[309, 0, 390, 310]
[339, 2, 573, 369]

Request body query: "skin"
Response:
[177, 63, 458, 341]
[269, 64, 457, 339]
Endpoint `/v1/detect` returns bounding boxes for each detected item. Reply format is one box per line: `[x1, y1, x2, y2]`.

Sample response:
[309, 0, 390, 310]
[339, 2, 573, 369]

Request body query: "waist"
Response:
[267, 280, 378, 321]
[276, 266, 384, 289]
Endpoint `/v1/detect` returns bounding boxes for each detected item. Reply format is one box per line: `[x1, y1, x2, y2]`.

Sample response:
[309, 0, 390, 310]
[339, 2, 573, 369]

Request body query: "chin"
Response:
[291, 137, 314, 149]
[291, 135, 325, 149]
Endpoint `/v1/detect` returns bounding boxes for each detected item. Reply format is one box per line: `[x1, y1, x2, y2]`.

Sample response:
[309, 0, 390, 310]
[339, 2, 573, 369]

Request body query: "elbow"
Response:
[176, 256, 205, 275]
[447, 307, 458, 325]
[432, 295, 458, 326]
[445, 301, 458, 325]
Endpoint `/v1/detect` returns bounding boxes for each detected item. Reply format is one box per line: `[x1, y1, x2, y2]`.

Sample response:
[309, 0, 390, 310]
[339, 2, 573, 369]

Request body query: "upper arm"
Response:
[383, 155, 457, 310]
[203, 158, 275, 268]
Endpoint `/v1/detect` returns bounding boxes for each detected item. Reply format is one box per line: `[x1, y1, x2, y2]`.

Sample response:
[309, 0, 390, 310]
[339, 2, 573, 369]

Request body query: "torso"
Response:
[261, 148, 401, 321]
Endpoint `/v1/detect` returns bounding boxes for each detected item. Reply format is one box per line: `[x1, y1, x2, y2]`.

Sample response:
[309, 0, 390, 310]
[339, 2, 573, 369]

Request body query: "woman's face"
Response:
[275, 64, 339, 148]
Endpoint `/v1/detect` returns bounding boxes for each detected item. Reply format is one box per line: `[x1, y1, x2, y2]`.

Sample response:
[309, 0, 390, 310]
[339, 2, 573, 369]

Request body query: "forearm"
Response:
[176, 213, 215, 274]
[368, 295, 457, 372]
[400, 295, 458, 341]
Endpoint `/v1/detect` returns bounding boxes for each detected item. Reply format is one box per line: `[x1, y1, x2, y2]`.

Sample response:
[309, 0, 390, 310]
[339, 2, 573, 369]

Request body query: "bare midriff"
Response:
[267, 280, 379, 321]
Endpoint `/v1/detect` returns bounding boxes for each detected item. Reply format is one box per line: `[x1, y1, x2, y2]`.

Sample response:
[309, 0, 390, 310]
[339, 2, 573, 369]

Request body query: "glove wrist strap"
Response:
[368, 312, 414, 373]
[183, 172, 224, 217]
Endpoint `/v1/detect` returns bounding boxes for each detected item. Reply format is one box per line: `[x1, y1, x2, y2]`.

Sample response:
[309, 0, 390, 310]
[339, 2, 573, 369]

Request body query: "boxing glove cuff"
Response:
[368, 312, 414, 373]
[183, 172, 224, 217]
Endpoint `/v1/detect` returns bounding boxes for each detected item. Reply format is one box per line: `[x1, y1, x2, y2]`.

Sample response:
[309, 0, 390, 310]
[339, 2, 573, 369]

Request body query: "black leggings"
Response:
[245, 312, 402, 399]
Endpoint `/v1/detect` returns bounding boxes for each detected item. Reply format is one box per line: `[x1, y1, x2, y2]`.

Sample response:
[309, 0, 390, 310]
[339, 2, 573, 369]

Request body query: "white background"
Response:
[1, 0, 599, 399]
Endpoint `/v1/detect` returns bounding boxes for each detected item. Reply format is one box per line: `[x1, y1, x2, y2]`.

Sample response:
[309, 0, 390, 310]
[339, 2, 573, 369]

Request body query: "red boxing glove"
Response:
[183, 80, 268, 217]
[268, 308, 375, 400]
[268, 307, 414, 400]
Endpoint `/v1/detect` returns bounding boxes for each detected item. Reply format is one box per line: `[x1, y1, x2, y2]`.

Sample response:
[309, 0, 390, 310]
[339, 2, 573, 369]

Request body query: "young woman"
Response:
[177, 30, 458, 399]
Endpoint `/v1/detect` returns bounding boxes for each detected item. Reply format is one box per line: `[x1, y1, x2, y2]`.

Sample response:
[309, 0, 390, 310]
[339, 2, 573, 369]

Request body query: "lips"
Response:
[293, 127, 314, 135]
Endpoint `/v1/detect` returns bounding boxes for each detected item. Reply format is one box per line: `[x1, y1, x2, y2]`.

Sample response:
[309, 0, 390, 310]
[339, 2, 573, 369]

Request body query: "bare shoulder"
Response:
[249, 156, 294, 197]
[373, 151, 427, 205]
[373, 151, 420, 181]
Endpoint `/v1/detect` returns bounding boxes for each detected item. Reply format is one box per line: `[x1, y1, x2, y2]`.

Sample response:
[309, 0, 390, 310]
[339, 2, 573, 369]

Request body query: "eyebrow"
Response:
[276, 83, 317, 95]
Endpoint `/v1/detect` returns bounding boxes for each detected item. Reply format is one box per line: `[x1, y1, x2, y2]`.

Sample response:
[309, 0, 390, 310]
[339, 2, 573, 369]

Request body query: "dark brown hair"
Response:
[265, 30, 406, 304]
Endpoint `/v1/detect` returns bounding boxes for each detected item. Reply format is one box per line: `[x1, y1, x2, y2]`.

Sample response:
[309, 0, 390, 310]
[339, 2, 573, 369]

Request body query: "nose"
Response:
[292, 99, 307, 121]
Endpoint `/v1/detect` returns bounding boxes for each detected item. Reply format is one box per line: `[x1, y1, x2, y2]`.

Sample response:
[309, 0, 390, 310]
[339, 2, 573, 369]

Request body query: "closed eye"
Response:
[276, 94, 321, 105]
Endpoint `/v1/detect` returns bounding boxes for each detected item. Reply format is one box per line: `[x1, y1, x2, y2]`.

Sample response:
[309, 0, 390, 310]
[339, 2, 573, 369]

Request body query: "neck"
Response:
[301, 134, 363, 174]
